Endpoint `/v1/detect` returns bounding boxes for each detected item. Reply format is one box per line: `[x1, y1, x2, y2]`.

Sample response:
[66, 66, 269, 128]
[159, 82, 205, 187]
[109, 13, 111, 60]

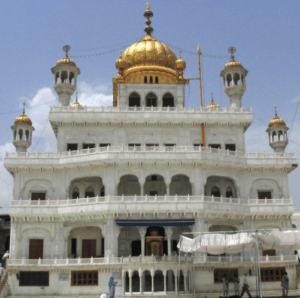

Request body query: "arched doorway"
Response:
[118, 175, 141, 196]
[205, 176, 237, 198]
[143, 270, 152, 292]
[132, 270, 140, 292]
[166, 270, 175, 291]
[146, 92, 157, 107]
[118, 226, 141, 257]
[144, 174, 166, 196]
[129, 92, 141, 107]
[154, 270, 164, 292]
[163, 93, 174, 107]
[69, 177, 104, 199]
[170, 175, 192, 195]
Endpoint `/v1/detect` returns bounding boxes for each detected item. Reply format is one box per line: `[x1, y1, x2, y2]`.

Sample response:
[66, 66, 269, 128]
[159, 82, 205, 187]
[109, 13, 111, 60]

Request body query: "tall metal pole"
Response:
[198, 45, 206, 147]
[255, 230, 262, 298]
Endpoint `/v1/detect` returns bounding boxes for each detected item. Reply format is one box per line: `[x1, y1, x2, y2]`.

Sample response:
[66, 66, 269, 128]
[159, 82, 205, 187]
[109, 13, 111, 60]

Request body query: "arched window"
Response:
[13, 130, 17, 141]
[18, 129, 23, 140]
[55, 72, 59, 85]
[69, 72, 74, 84]
[85, 186, 95, 198]
[72, 187, 79, 199]
[25, 130, 29, 141]
[163, 93, 174, 107]
[150, 76, 153, 83]
[144, 76, 147, 83]
[226, 74, 232, 87]
[234, 73, 240, 85]
[155, 76, 159, 83]
[128, 92, 141, 107]
[226, 187, 233, 198]
[146, 92, 157, 107]
[61, 71, 68, 84]
[211, 186, 220, 197]
[272, 131, 277, 142]
[278, 131, 283, 141]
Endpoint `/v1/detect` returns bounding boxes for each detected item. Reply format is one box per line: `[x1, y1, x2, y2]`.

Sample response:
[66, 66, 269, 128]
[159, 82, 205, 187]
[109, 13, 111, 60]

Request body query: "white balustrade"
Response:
[10, 195, 293, 207]
[7, 254, 297, 267]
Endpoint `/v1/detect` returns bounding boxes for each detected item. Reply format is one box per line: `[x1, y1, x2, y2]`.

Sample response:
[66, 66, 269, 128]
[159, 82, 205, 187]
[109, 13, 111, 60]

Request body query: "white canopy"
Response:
[178, 230, 300, 254]
[178, 232, 255, 255]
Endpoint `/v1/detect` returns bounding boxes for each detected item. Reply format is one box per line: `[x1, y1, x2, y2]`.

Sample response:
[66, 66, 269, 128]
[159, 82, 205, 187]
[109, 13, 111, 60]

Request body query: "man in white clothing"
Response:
[240, 272, 252, 298]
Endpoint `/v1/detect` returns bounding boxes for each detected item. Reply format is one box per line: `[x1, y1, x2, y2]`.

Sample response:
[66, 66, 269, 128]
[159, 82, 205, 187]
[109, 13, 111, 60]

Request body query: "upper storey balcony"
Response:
[4, 145, 297, 172]
[49, 105, 253, 135]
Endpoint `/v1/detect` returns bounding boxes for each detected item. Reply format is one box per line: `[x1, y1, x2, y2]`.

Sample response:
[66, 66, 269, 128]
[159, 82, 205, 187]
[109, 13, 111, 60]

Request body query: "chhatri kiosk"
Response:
[3, 4, 298, 297]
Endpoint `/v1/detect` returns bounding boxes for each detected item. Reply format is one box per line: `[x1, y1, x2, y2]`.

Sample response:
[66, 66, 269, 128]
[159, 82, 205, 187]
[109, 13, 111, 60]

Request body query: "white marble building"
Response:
[3, 4, 299, 298]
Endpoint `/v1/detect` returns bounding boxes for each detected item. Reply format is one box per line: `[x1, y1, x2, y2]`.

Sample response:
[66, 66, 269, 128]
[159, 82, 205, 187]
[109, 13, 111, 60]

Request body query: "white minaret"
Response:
[266, 105, 289, 153]
[51, 45, 81, 106]
[220, 47, 248, 108]
[11, 103, 35, 153]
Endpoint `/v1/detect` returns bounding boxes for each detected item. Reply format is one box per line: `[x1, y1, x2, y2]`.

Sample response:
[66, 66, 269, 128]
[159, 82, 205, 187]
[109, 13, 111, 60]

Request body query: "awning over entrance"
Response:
[116, 220, 195, 226]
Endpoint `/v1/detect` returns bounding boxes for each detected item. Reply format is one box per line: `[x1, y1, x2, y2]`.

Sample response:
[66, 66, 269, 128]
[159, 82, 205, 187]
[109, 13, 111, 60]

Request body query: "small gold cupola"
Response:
[207, 93, 220, 108]
[11, 103, 35, 153]
[266, 105, 289, 153]
[70, 92, 82, 107]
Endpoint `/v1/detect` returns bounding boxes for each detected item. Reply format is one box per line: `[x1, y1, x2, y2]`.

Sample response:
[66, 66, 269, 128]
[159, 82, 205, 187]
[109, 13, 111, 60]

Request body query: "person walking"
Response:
[221, 274, 229, 297]
[233, 273, 240, 297]
[0, 264, 3, 282]
[282, 271, 289, 297]
[240, 272, 252, 298]
[2, 251, 9, 269]
[108, 276, 118, 298]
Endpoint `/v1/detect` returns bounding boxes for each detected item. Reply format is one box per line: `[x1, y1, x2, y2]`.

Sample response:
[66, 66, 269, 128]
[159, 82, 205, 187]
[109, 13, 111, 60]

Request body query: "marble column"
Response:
[122, 272, 126, 295]
[166, 183, 170, 196]
[139, 270, 143, 293]
[140, 183, 144, 196]
[103, 220, 120, 257]
[138, 226, 147, 256]
[175, 271, 178, 293]
[163, 271, 167, 293]
[151, 269, 154, 293]
[129, 271, 132, 294]
[165, 226, 173, 256]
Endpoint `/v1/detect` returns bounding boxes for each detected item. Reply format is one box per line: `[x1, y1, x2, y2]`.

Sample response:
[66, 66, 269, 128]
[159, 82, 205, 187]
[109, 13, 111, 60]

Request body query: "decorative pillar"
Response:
[138, 227, 147, 256]
[163, 270, 167, 292]
[103, 220, 120, 257]
[122, 272, 126, 295]
[151, 269, 154, 293]
[129, 270, 132, 294]
[166, 183, 170, 196]
[175, 271, 178, 293]
[140, 183, 144, 196]
[139, 269, 143, 293]
[165, 226, 173, 256]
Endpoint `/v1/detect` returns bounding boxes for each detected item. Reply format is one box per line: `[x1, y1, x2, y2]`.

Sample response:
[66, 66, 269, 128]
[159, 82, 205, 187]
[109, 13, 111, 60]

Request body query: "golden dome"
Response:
[207, 93, 220, 108]
[70, 93, 82, 107]
[56, 57, 76, 67]
[121, 35, 177, 71]
[56, 45, 76, 67]
[14, 104, 32, 126]
[225, 59, 243, 69]
[268, 106, 286, 127]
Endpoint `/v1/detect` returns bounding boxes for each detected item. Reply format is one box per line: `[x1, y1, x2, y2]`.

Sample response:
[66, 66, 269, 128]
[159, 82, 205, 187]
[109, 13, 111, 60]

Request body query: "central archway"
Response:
[144, 174, 166, 196]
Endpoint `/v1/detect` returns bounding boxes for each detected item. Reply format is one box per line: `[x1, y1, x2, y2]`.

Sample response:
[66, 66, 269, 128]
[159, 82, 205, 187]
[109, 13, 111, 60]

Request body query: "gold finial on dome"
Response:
[225, 46, 243, 69]
[268, 105, 286, 127]
[14, 102, 32, 126]
[176, 51, 186, 79]
[144, 3, 154, 36]
[70, 92, 82, 107]
[56, 44, 76, 67]
[207, 93, 220, 108]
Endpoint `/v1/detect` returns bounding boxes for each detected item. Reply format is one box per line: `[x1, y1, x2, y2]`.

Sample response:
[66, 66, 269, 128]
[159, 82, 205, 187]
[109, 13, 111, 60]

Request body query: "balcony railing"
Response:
[5, 145, 296, 159]
[10, 195, 293, 207]
[50, 106, 252, 113]
[7, 254, 297, 267]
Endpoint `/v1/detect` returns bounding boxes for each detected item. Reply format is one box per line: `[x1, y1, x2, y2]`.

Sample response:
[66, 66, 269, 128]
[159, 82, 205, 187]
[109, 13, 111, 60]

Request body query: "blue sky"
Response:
[0, 0, 299, 212]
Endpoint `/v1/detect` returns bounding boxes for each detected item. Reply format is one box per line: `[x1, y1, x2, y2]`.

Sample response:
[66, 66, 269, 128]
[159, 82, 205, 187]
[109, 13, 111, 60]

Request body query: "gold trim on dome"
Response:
[206, 93, 220, 108]
[268, 116, 286, 127]
[225, 59, 242, 68]
[56, 57, 76, 67]
[70, 92, 82, 107]
[14, 103, 32, 126]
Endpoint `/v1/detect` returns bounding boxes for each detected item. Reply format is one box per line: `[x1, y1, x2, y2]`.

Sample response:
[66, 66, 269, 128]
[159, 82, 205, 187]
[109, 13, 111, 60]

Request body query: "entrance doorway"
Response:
[29, 239, 43, 259]
[82, 239, 96, 258]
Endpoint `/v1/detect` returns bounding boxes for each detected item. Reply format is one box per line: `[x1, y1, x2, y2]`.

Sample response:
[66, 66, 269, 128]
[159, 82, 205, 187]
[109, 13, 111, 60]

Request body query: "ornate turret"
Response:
[11, 103, 35, 153]
[266, 105, 289, 153]
[51, 45, 81, 106]
[220, 47, 248, 108]
[70, 92, 82, 108]
[207, 93, 220, 109]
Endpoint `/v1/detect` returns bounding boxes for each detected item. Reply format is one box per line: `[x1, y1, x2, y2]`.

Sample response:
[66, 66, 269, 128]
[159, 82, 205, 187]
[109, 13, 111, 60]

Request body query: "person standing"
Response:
[282, 271, 289, 297]
[221, 274, 229, 297]
[240, 272, 252, 298]
[2, 251, 9, 269]
[233, 273, 240, 297]
[108, 276, 118, 298]
[0, 264, 3, 282]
